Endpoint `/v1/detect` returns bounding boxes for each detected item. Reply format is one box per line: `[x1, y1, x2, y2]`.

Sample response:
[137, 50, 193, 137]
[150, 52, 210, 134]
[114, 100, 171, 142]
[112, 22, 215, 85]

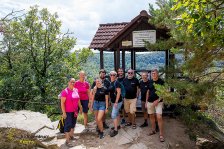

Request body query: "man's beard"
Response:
[100, 76, 105, 80]
[118, 74, 123, 78]
[128, 76, 133, 79]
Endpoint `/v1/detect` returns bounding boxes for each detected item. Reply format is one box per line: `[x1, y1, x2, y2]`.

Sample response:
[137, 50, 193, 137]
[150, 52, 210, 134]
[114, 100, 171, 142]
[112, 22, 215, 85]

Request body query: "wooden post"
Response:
[100, 50, 104, 69]
[133, 50, 136, 71]
[131, 50, 134, 69]
[122, 49, 125, 71]
[114, 50, 117, 71]
[117, 49, 120, 69]
[165, 49, 169, 79]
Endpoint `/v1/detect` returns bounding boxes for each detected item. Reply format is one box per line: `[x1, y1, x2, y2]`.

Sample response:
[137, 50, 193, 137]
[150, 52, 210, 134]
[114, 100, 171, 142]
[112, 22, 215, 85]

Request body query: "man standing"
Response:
[91, 69, 110, 129]
[123, 69, 139, 129]
[146, 69, 165, 142]
[117, 68, 126, 125]
[139, 71, 150, 127]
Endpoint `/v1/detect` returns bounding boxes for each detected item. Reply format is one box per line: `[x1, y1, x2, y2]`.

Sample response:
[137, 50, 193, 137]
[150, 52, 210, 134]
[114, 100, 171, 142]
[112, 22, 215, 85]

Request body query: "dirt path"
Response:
[47, 117, 195, 149]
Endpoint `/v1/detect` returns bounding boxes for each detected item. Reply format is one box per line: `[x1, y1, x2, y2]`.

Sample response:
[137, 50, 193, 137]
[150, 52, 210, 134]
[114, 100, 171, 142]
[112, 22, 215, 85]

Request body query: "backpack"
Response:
[57, 117, 65, 133]
[115, 80, 126, 98]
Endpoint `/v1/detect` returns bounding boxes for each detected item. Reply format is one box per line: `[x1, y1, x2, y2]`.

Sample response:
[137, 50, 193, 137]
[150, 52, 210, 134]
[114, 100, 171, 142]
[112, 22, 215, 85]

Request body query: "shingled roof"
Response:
[89, 22, 129, 49]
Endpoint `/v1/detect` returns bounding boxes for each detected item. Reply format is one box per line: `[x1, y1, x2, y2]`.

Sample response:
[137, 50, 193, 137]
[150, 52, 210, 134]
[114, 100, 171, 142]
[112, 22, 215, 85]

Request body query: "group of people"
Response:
[60, 68, 165, 147]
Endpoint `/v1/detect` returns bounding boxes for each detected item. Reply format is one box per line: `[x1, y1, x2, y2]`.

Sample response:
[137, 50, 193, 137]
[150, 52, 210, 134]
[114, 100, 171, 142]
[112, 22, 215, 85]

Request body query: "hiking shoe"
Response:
[103, 122, 109, 129]
[121, 118, 126, 125]
[110, 130, 118, 137]
[65, 141, 74, 147]
[99, 132, 104, 139]
[140, 123, 148, 127]
[111, 125, 121, 130]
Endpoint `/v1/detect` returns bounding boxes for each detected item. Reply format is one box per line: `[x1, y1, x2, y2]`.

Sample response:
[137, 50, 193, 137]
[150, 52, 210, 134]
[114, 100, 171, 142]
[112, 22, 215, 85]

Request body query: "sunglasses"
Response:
[110, 74, 116, 76]
[128, 72, 133, 74]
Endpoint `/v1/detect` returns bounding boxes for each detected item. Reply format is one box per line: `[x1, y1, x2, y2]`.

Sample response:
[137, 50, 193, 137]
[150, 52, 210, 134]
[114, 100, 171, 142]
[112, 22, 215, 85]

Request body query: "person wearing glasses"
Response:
[146, 69, 165, 142]
[139, 71, 150, 127]
[91, 69, 110, 129]
[60, 78, 81, 147]
[74, 71, 90, 131]
[90, 78, 109, 139]
[117, 68, 126, 125]
[123, 69, 140, 129]
[108, 71, 123, 137]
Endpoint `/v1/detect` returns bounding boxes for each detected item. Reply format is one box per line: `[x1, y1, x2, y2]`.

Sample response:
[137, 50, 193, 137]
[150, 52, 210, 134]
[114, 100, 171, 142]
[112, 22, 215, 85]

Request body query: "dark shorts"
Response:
[80, 100, 89, 113]
[93, 101, 106, 111]
[64, 112, 77, 132]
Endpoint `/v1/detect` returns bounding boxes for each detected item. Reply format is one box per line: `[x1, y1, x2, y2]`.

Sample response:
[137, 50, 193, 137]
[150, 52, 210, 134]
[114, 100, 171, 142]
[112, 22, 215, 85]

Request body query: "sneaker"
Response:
[110, 130, 118, 137]
[103, 122, 109, 129]
[99, 132, 104, 139]
[121, 119, 126, 125]
[140, 123, 148, 127]
[111, 125, 121, 130]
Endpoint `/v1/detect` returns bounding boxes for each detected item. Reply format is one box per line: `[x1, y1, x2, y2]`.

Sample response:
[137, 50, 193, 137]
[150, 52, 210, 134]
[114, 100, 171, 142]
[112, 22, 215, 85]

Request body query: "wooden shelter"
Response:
[89, 10, 172, 72]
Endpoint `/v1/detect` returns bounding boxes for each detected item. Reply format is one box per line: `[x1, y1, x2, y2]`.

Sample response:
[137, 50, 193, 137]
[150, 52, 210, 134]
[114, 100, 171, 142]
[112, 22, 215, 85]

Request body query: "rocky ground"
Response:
[0, 110, 197, 149]
[51, 117, 195, 149]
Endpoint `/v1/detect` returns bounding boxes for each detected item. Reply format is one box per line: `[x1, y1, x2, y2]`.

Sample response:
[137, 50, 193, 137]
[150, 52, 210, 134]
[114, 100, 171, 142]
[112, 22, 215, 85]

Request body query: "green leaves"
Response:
[147, 0, 224, 107]
[0, 6, 92, 111]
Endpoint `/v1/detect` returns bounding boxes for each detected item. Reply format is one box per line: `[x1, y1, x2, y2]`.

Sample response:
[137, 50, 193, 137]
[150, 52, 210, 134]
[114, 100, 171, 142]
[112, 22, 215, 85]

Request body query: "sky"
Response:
[0, 0, 157, 50]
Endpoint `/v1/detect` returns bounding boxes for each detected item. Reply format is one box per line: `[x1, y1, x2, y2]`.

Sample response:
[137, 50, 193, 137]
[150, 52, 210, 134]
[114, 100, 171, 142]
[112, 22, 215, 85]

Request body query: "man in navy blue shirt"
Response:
[146, 69, 165, 142]
[123, 69, 140, 129]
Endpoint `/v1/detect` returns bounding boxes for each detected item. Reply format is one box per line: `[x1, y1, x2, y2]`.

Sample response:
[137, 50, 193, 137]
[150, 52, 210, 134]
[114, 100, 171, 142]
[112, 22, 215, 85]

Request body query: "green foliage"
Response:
[0, 6, 93, 112]
[147, 0, 224, 108]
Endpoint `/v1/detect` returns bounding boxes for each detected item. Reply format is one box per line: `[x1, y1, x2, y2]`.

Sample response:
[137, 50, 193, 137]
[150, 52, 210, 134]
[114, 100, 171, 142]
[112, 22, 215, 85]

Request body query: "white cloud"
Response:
[0, 0, 157, 50]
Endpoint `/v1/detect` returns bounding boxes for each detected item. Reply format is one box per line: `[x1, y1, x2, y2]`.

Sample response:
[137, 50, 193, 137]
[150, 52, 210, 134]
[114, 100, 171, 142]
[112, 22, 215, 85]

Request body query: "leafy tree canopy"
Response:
[147, 0, 224, 106]
[0, 6, 93, 112]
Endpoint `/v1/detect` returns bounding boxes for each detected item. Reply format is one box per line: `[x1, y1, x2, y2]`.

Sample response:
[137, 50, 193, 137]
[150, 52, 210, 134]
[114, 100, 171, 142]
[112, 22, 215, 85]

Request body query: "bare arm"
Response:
[115, 88, 121, 103]
[105, 95, 109, 113]
[137, 86, 140, 98]
[146, 89, 149, 103]
[61, 97, 66, 119]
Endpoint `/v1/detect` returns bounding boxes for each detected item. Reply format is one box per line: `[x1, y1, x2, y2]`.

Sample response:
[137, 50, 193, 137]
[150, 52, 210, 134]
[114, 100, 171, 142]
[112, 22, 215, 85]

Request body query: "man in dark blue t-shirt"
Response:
[117, 68, 126, 125]
[123, 69, 140, 129]
[146, 69, 165, 142]
[139, 71, 150, 127]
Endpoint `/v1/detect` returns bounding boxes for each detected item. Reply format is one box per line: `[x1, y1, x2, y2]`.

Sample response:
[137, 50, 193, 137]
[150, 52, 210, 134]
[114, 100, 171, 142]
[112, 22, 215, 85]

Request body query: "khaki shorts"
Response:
[141, 101, 147, 113]
[124, 98, 137, 114]
[147, 102, 163, 115]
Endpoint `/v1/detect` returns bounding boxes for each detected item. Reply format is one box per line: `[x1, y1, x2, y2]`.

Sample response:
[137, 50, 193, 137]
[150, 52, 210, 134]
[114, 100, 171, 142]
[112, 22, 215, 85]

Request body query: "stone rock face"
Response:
[196, 137, 224, 149]
[115, 127, 142, 145]
[129, 143, 148, 149]
[0, 110, 56, 137]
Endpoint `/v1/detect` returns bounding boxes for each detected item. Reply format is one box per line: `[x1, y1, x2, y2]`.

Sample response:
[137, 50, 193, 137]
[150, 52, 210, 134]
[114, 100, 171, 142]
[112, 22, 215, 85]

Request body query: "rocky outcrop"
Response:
[196, 137, 224, 149]
[0, 110, 57, 138]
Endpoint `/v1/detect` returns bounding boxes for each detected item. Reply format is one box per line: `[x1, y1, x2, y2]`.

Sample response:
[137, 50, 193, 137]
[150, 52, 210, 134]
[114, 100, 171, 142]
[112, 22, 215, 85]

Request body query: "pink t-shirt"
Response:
[61, 87, 80, 112]
[74, 80, 90, 100]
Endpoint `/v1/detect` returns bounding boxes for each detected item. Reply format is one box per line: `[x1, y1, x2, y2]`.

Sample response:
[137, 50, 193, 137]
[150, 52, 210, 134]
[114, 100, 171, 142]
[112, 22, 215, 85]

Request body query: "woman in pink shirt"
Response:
[74, 71, 90, 130]
[61, 78, 81, 147]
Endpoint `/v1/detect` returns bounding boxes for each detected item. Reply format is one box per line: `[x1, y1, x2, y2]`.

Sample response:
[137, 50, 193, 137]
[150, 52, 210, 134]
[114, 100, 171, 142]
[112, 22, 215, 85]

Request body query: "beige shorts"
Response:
[147, 102, 163, 114]
[124, 98, 137, 114]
